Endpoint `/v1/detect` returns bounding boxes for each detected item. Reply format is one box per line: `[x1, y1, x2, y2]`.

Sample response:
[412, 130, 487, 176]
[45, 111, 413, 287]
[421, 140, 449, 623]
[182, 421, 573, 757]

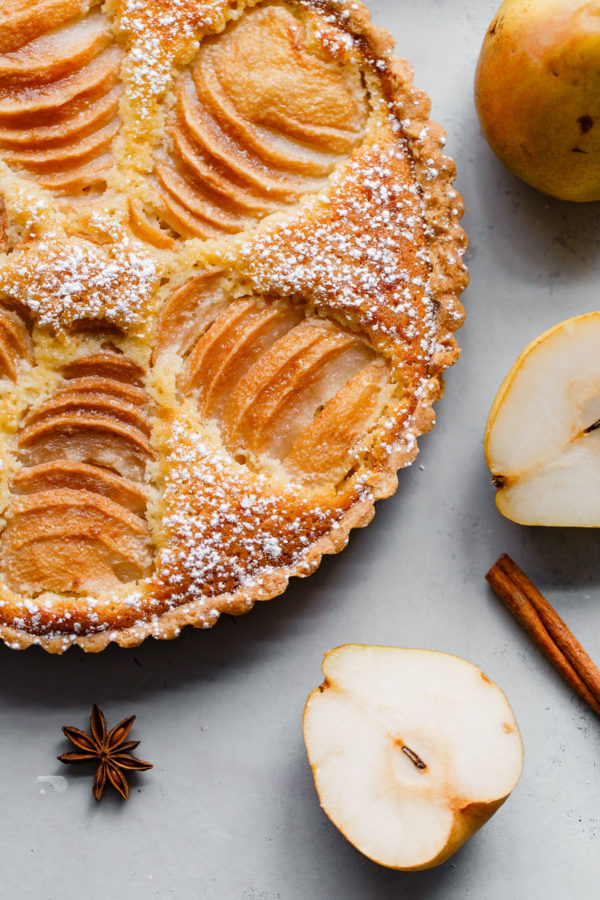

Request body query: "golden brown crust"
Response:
[0, 0, 467, 652]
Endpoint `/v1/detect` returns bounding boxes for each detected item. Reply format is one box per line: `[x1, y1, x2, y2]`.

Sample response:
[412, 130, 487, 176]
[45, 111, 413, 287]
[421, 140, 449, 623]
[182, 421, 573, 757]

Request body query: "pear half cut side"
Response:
[485, 313, 600, 526]
[303, 645, 523, 871]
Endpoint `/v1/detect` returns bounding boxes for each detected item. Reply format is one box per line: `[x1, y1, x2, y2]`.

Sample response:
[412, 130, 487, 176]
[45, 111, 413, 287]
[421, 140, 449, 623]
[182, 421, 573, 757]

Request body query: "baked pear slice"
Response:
[0, 489, 152, 594]
[52, 375, 150, 410]
[128, 198, 176, 250]
[2, 348, 156, 597]
[0, 0, 94, 55]
[155, 159, 248, 232]
[18, 413, 154, 481]
[304, 645, 523, 871]
[170, 123, 285, 214]
[179, 301, 387, 482]
[152, 269, 227, 360]
[25, 391, 150, 434]
[0, 308, 33, 380]
[0, 12, 112, 87]
[181, 300, 301, 410]
[181, 298, 261, 394]
[12, 461, 147, 514]
[284, 361, 389, 485]
[62, 352, 144, 385]
[0, 45, 122, 124]
[222, 321, 358, 453]
[485, 313, 600, 526]
[176, 75, 323, 200]
[0, 85, 120, 147]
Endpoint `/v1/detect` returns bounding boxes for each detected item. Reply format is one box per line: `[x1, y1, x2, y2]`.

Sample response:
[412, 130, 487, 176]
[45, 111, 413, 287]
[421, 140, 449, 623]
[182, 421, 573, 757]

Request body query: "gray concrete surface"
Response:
[1, 0, 600, 897]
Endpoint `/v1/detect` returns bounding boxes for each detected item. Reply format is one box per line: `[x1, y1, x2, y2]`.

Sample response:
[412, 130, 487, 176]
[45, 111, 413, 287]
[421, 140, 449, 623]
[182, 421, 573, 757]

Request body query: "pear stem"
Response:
[486, 554, 600, 718]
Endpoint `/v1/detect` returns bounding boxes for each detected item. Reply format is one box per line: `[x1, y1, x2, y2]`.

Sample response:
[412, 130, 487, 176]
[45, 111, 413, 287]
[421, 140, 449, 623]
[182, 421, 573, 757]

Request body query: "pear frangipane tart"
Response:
[0, 0, 467, 652]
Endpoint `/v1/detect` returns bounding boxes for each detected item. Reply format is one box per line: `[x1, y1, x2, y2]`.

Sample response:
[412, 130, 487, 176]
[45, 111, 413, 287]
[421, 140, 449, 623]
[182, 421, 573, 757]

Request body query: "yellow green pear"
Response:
[475, 0, 600, 201]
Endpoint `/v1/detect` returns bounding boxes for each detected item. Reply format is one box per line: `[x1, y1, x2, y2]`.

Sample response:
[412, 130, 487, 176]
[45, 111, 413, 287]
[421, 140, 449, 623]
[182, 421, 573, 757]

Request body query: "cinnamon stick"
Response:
[486, 554, 600, 718]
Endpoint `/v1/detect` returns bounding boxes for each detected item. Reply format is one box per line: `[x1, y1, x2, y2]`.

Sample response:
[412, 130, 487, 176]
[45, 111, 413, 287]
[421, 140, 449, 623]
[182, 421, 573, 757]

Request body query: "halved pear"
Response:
[303, 645, 523, 871]
[485, 313, 600, 525]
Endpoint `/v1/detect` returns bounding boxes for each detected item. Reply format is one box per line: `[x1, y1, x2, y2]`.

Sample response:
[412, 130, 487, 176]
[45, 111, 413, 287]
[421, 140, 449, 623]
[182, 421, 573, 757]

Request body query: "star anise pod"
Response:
[58, 704, 153, 801]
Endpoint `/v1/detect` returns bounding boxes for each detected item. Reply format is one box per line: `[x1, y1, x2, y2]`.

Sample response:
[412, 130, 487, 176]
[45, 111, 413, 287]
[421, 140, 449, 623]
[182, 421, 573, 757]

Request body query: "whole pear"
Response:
[475, 0, 600, 201]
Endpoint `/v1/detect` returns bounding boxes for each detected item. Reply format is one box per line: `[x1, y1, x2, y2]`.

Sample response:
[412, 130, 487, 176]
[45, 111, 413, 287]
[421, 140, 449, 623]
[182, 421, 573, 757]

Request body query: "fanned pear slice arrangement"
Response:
[155, 4, 368, 239]
[303, 645, 523, 871]
[0, 0, 122, 197]
[485, 313, 600, 526]
[0, 351, 154, 595]
[178, 293, 386, 484]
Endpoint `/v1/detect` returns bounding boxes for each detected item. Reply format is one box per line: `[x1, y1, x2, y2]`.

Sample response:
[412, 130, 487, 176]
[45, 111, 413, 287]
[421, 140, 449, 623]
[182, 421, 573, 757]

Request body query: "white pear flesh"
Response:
[485, 313, 600, 526]
[303, 645, 523, 871]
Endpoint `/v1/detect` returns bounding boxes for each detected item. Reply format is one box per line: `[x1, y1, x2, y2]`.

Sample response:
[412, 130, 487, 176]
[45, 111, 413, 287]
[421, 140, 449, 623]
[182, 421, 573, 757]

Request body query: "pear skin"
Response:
[475, 0, 600, 201]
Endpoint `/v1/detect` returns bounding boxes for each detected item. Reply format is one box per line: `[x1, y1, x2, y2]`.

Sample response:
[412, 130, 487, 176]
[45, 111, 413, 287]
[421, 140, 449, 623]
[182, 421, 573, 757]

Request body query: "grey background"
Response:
[1, 0, 600, 897]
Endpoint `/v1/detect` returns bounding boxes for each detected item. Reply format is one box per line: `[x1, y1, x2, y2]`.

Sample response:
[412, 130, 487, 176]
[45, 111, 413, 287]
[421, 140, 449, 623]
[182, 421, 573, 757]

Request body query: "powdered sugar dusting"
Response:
[155, 419, 370, 606]
[116, 0, 239, 129]
[234, 131, 438, 365]
[0, 231, 159, 335]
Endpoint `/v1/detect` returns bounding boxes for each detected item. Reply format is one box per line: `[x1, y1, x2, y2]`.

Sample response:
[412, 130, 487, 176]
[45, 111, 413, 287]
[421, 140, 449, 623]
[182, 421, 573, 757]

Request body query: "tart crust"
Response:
[0, 0, 467, 652]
